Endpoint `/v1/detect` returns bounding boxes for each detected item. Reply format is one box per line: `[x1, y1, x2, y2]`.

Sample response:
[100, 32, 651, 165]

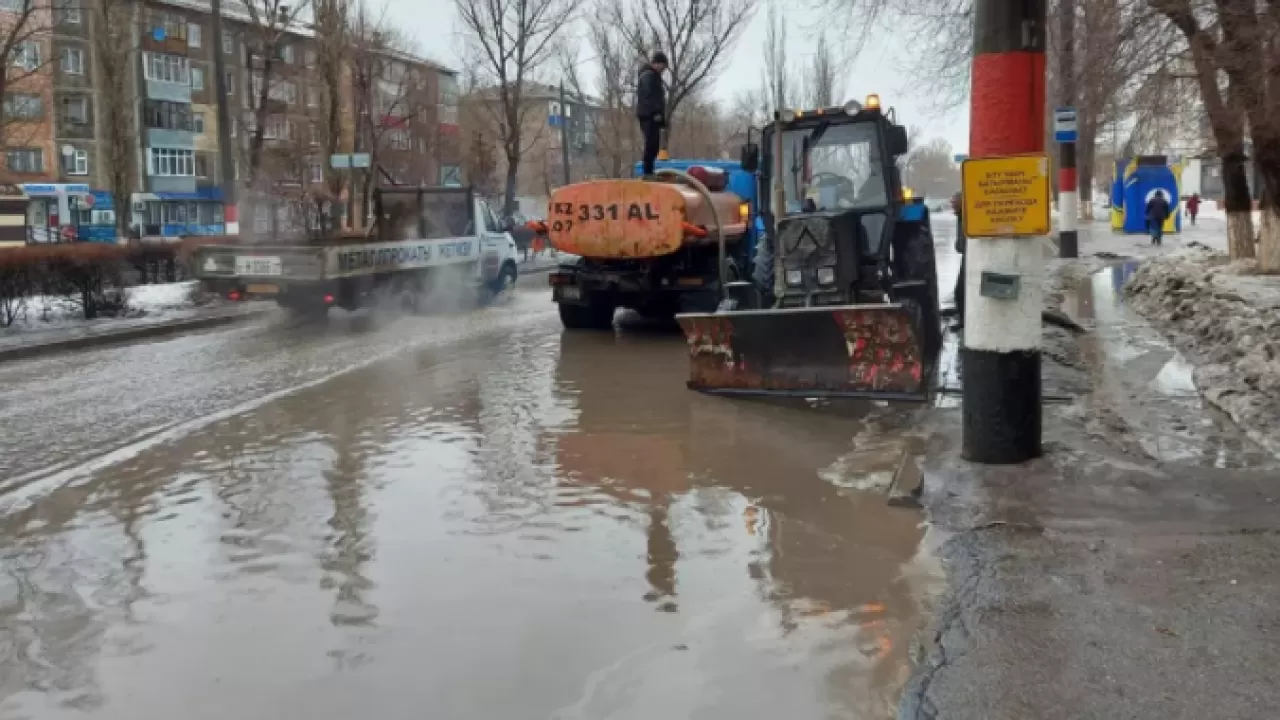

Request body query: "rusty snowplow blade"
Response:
[675, 305, 932, 401]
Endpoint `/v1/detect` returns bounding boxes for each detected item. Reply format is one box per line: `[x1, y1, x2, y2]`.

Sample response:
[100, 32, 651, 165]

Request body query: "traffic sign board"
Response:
[961, 154, 1052, 238]
[1054, 106, 1078, 144]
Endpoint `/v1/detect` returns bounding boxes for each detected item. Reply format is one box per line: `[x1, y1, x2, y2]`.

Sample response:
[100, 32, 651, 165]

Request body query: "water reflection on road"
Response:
[1, 296, 933, 720]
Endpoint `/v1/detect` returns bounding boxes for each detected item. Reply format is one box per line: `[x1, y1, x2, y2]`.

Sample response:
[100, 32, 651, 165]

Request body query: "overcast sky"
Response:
[381, 0, 971, 154]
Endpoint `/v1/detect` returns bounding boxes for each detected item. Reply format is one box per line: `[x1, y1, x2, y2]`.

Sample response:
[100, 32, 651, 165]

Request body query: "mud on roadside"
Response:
[1123, 246, 1280, 456]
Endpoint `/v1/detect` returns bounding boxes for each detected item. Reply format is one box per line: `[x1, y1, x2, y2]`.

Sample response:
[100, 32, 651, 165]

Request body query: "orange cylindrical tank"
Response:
[545, 179, 746, 259]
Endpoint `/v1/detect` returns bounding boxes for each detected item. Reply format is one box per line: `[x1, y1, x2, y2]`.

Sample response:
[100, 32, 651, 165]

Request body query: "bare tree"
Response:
[1149, 0, 1258, 260]
[605, 0, 754, 148]
[239, 0, 310, 186]
[91, 0, 137, 239]
[805, 32, 839, 108]
[0, 0, 55, 173]
[311, 0, 349, 230]
[762, 0, 794, 112]
[902, 136, 959, 198]
[456, 0, 573, 217]
[559, 14, 642, 178]
[348, 4, 434, 222]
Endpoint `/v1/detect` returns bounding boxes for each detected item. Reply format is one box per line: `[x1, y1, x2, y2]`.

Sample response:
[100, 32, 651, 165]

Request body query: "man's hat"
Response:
[651, 51, 668, 65]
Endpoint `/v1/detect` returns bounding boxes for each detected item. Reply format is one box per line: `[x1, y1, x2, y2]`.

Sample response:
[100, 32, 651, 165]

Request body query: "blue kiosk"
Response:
[1110, 155, 1182, 234]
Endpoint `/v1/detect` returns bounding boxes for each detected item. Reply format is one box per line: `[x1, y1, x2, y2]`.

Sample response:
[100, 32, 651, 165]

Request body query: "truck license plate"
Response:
[235, 256, 283, 276]
[246, 284, 279, 295]
[557, 286, 581, 301]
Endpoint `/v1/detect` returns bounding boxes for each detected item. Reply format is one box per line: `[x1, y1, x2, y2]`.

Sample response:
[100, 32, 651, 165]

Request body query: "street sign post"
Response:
[330, 154, 351, 169]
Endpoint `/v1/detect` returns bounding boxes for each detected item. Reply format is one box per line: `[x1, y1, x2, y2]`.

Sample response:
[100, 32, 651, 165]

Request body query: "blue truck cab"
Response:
[634, 159, 761, 264]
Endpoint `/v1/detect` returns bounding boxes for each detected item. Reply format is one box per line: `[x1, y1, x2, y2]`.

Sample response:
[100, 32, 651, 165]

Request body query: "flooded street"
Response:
[0, 258, 947, 718]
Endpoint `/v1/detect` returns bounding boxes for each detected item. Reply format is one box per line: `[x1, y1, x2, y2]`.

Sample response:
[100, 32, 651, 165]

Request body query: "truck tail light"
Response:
[323, 293, 335, 304]
[227, 290, 241, 301]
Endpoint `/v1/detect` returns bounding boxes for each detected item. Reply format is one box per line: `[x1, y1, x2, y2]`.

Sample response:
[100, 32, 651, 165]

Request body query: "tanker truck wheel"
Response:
[559, 298, 616, 330]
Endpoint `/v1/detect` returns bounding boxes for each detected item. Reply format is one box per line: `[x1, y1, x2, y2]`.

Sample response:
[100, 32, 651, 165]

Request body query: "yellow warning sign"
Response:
[961, 154, 1051, 238]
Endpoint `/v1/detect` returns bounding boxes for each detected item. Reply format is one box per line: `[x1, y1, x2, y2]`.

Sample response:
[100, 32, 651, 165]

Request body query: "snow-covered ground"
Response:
[2, 281, 203, 334]
[1124, 245, 1280, 456]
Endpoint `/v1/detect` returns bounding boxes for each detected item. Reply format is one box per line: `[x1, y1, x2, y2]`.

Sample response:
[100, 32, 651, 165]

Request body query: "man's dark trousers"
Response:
[640, 118, 661, 175]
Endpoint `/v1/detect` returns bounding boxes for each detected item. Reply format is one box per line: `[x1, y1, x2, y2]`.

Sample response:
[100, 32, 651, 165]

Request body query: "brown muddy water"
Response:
[0, 292, 940, 720]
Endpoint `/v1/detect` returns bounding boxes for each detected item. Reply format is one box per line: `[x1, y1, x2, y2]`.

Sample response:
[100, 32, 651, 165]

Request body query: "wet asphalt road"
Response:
[0, 228, 960, 720]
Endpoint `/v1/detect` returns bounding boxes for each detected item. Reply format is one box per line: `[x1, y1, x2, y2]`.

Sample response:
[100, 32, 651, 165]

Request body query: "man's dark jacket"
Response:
[1146, 195, 1171, 224]
[636, 66, 666, 123]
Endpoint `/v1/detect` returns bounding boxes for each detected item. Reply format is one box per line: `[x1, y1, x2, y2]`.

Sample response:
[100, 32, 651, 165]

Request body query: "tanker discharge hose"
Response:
[654, 168, 727, 303]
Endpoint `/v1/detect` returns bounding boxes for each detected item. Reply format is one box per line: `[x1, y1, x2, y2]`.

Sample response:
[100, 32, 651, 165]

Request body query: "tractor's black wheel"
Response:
[559, 299, 616, 330]
[893, 223, 943, 365]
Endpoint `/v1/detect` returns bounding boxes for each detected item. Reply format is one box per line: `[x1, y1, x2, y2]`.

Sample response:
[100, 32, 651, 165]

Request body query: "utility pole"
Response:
[1057, 0, 1079, 258]
[210, 0, 238, 235]
[961, 0, 1047, 464]
[558, 81, 571, 186]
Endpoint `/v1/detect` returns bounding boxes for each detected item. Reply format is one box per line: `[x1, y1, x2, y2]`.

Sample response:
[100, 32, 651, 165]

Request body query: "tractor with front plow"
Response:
[677, 94, 943, 402]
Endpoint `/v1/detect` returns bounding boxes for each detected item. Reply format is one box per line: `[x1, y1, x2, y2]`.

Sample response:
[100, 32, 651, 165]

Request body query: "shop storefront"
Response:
[20, 183, 92, 243]
[132, 188, 227, 238]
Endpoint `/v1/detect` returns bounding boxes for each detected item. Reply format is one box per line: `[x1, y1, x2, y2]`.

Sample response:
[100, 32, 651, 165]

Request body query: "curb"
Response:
[0, 308, 271, 364]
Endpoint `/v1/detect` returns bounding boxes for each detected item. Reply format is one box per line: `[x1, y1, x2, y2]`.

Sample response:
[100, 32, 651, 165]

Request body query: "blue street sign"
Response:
[1054, 106, 1078, 144]
[953, 154, 968, 163]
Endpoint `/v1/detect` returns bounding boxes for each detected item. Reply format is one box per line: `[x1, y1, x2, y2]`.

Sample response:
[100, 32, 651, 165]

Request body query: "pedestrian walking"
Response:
[636, 51, 668, 179]
[1186, 192, 1201, 226]
[1145, 190, 1172, 246]
[951, 191, 966, 326]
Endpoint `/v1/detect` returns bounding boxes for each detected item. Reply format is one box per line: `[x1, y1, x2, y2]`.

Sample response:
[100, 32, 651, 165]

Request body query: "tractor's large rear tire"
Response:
[559, 299, 616, 330]
[894, 223, 943, 367]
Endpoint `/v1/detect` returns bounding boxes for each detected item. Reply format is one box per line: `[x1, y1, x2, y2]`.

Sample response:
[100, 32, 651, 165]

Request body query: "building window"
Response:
[188, 23, 202, 47]
[306, 85, 318, 108]
[61, 95, 89, 124]
[224, 70, 235, 94]
[222, 33, 234, 55]
[264, 116, 292, 140]
[438, 105, 458, 125]
[60, 46, 85, 75]
[12, 42, 40, 71]
[144, 100, 193, 131]
[387, 129, 410, 150]
[190, 66, 204, 90]
[308, 158, 323, 183]
[193, 112, 205, 134]
[304, 48, 316, 67]
[148, 147, 195, 176]
[3, 93, 43, 120]
[144, 52, 190, 84]
[276, 43, 293, 63]
[65, 149, 88, 175]
[195, 153, 209, 178]
[55, 0, 81, 24]
[6, 148, 43, 173]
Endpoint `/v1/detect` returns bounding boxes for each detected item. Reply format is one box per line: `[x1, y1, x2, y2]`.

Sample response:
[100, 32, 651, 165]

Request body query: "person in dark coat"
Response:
[951, 191, 966, 325]
[1145, 190, 1172, 246]
[636, 51, 668, 178]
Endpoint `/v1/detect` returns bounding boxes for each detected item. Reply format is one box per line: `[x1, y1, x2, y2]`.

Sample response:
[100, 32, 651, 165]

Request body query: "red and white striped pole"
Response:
[962, 0, 1047, 464]
[1058, 120, 1078, 258]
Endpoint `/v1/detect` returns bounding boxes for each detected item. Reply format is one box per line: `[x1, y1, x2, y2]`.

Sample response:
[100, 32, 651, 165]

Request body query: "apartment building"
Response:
[464, 82, 600, 202]
[0, 0, 461, 241]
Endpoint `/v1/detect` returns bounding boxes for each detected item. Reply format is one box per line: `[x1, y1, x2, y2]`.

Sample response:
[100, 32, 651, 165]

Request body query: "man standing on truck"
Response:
[636, 51, 668, 179]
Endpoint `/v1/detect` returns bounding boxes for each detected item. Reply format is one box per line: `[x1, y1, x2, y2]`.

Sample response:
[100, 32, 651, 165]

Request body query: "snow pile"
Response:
[127, 280, 201, 311]
[1123, 247, 1280, 454]
[3, 281, 202, 333]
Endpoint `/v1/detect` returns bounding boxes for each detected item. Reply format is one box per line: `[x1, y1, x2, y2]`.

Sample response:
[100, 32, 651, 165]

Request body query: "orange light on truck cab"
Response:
[657, 149, 670, 160]
[865, 93, 881, 110]
[739, 202, 750, 222]
[902, 186, 914, 200]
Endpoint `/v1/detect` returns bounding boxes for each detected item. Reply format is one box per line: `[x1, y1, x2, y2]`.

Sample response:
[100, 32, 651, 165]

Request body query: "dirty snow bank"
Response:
[3, 280, 205, 333]
[1124, 246, 1280, 455]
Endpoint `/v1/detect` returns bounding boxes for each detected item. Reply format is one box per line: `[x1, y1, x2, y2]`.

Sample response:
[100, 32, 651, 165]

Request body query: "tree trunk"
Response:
[503, 154, 519, 219]
[1254, 141, 1280, 271]
[1223, 150, 1256, 260]
[1078, 114, 1097, 220]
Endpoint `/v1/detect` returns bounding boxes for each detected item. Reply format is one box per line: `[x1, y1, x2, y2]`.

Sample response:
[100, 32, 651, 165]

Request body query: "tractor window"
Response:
[780, 121, 887, 214]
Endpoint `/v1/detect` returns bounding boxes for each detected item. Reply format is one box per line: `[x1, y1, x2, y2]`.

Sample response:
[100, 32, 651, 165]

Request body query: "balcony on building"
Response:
[140, 21, 189, 56]
[143, 51, 193, 103]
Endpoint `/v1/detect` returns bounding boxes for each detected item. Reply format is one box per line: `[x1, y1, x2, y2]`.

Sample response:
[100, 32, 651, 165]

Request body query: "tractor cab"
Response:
[740, 95, 915, 309]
